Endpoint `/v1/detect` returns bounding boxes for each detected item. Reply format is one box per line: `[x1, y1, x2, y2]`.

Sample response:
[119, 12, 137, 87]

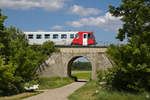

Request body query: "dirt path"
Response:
[22, 82, 86, 100]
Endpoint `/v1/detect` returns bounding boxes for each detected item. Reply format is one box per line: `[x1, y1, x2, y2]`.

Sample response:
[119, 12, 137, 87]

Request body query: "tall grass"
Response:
[39, 77, 74, 90]
[71, 72, 91, 79]
[68, 80, 150, 100]
[96, 90, 149, 100]
[0, 91, 42, 100]
[0, 77, 73, 100]
[68, 80, 99, 100]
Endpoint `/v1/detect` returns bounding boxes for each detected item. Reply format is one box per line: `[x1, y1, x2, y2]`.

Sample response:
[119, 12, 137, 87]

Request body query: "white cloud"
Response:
[51, 25, 65, 30]
[67, 12, 123, 31]
[69, 5, 101, 16]
[0, 0, 66, 11]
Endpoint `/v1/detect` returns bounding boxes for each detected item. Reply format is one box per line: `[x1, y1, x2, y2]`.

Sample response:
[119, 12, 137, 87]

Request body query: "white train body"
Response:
[24, 31, 96, 46]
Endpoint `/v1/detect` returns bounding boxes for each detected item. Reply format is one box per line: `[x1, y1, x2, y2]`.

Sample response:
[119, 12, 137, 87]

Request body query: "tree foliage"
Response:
[0, 9, 57, 95]
[71, 61, 92, 71]
[109, 0, 150, 41]
[105, 0, 150, 92]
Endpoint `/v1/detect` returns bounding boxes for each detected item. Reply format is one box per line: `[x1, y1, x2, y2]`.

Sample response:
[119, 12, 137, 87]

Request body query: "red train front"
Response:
[71, 31, 96, 46]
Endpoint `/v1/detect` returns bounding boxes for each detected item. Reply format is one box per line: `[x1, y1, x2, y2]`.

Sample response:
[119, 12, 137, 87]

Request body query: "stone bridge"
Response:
[37, 47, 113, 80]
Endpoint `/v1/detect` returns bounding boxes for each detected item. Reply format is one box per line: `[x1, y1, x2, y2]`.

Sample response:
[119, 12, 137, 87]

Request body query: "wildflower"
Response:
[146, 94, 149, 99]
[96, 90, 99, 94]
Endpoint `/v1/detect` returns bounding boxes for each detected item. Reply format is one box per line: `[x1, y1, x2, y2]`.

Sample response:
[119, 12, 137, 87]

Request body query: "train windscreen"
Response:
[88, 33, 94, 39]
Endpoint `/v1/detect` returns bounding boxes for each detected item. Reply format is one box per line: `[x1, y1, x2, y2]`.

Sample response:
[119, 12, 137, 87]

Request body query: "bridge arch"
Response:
[66, 54, 97, 80]
[67, 56, 92, 80]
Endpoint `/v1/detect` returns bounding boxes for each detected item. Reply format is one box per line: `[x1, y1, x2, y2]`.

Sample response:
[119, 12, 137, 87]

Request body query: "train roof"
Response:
[24, 31, 94, 34]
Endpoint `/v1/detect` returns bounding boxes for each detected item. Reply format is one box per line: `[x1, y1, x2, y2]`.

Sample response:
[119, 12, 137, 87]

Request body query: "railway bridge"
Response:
[37, 46, 113, 80]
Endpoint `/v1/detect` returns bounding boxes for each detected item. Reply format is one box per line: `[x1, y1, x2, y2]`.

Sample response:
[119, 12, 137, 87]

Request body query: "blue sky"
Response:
[1, 0, 123, 44]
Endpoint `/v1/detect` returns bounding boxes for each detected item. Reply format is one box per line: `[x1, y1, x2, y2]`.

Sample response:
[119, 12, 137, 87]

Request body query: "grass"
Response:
[68, 80, 150, 100]
[71, 72, 91, 79]
[38, 77, 74, 90]
[71, 69, 91, 71]
[0, 91, 42, 100]
[0, 77, 74, 100]
[96, 90, 150, 100]
[68, 80, 100, 100]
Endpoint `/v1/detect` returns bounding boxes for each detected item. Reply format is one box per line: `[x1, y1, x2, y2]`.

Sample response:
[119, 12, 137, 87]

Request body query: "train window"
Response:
[53, 34, 58, 39]
[61, 34, 67, 39]
[75, 34, 79, 39]
[45, 34, 50, 39]
[28, 34, 33, 39]
[88, 34, 93, 39]
[70, 34, 74, 39]
[36, 34, 42, 39]
[83, 34, 87, 38]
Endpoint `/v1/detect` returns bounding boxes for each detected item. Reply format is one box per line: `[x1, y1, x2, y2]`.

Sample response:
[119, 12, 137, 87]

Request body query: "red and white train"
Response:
[24, 31, 96, 46]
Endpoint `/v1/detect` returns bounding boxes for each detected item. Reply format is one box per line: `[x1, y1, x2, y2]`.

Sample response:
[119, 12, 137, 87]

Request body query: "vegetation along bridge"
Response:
[37, 46, 113, 80]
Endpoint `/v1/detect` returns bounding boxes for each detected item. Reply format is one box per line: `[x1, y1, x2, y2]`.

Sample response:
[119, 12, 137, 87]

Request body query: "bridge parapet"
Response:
[59, 47, 107, 53]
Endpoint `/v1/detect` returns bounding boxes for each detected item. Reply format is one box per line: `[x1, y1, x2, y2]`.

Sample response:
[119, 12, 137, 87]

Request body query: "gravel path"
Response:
[22, 82, 86, 100]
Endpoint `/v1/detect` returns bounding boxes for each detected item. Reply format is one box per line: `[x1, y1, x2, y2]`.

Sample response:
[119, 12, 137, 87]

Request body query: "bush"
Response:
[97, 69, 104, 82]
[105, 44, 150, 92]
[0, 56, 24, 95]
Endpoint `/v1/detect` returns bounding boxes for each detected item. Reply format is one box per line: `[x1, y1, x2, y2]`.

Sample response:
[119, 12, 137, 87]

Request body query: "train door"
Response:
[83, 33, 88, 46]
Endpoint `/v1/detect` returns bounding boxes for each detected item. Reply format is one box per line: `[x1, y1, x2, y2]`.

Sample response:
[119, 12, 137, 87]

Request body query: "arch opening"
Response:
[67, 56, 92, 81]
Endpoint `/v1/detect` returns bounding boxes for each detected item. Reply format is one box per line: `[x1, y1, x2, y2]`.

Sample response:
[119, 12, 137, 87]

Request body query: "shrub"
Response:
[105, 44, 150, 92]
[97, 69, 104, 82]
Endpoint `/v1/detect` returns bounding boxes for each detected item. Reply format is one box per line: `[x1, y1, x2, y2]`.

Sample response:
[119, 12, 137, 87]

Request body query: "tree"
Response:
[0, 56, 18, 95]
[0, 8, 57, 95]
[105, 0, 150, 92]
[109, 0, 150, 42]
[71, 61, 92, 71]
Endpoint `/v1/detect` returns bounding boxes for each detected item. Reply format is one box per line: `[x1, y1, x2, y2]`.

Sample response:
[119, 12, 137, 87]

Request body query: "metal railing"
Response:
[96, 41, 127, 47]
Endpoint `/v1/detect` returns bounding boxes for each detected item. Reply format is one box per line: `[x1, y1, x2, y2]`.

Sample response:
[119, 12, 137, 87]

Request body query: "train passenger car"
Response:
[24, 31, 96, 46]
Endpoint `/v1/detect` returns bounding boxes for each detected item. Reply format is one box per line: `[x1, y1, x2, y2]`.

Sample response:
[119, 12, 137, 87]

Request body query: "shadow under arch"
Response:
[67, 56, 92, 81]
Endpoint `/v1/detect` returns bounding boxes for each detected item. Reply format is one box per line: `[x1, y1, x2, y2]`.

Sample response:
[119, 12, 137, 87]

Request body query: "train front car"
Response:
[71, 31, 96, 46]
[24, 31, 96, 46]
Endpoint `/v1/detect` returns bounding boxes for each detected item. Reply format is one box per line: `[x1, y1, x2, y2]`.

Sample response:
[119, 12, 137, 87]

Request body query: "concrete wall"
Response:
[37, 47, 113, 80]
